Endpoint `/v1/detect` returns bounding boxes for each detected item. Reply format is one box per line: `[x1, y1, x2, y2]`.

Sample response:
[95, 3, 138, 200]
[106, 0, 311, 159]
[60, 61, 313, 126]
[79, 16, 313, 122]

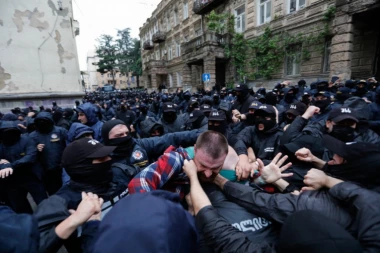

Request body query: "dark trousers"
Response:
[44, 169, 63, 196]
[3, 175, 47, 213]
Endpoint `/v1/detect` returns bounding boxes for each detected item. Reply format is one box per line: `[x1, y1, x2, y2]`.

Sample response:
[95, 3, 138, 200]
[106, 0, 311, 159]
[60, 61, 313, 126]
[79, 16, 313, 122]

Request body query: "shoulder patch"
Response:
[132, 150, 143, 160]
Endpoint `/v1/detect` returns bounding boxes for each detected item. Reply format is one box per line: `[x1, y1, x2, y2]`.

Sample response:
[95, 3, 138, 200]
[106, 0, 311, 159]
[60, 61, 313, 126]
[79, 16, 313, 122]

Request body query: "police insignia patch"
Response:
[132, 150, 143, 160]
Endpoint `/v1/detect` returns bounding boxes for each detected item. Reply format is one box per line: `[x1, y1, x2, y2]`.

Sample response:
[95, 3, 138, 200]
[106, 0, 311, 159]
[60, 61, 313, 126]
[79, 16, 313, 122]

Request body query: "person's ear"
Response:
[326, 120, 333, 132]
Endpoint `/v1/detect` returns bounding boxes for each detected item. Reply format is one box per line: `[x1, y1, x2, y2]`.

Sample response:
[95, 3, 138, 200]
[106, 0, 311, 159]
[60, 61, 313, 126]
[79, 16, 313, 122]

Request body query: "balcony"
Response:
[152, 31, 166, 43]
[193, 0, 228, 15]
[182, 32, 231, 54]
[143, 40, 154, 50]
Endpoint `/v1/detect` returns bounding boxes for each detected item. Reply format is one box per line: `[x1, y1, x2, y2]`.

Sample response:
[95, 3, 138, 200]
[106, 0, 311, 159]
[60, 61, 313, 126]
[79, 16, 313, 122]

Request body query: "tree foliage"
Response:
[206, 7, 335, 81]
[95, 28, 142, 87]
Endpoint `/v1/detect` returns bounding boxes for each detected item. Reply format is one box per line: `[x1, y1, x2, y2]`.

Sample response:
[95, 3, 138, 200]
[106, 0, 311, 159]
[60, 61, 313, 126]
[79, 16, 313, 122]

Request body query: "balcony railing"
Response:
[182, 32, 231, 54]
[152, 31, 166, 43]
[193, 0, 228, 15]
[143, 40, 154, 50]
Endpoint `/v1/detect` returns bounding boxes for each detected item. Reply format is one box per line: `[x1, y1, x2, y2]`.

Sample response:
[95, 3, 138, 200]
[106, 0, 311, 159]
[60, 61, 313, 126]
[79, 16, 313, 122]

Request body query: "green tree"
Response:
[95, 29, 143, 88]
[128, 39, 142, 87]
[95, 34, 118, 87]
[116, 28, 134, 75]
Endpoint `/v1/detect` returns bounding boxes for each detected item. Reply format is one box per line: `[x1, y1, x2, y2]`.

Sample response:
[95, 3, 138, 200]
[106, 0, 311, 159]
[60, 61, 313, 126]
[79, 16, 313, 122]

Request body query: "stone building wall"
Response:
[140, 0, 379, 91]
[0, 0, 83, 111]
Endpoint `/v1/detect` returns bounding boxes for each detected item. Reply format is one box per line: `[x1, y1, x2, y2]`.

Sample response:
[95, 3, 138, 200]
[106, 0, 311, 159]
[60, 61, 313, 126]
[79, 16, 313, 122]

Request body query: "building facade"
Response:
[86, 50, 138, 91]
[139, 0, 380, 91]
[0, 0, 83, 111]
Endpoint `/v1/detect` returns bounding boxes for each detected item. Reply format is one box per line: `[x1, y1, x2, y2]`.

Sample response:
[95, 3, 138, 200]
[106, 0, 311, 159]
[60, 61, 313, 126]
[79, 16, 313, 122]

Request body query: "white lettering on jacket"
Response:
[264, 147, 274, 153]
[232, 217, 271, 232]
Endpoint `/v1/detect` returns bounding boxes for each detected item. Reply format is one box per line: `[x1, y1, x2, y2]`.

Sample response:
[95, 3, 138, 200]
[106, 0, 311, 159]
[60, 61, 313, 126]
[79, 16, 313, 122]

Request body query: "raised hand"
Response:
[257, 153, 293, 184]
[295, 148, 315, 163]
[302, 106, 320, 119]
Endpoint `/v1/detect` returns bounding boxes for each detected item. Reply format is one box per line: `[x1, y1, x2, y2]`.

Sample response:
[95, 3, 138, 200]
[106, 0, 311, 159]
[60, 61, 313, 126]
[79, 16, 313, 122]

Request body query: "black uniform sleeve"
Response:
[234, 126, 255, 156]
[280, 116, 308, 145]
[10, 138, 37, 169]
[329, 182, 380, 253]
[137, 129, 200, 158]
[196, 205, 276, 253]
[222, 181, 299, 223]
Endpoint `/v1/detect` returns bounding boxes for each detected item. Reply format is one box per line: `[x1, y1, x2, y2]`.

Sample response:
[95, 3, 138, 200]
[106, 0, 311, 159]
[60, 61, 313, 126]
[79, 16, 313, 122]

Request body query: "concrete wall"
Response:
[0, 0, 82, 98]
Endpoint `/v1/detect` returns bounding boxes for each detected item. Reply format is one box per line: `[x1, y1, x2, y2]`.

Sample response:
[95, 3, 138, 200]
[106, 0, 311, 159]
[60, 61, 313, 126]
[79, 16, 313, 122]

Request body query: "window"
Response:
[156, 51, 160, 60]
[323, 40, 331, 73]
[168, 45, 172, 60]
[176, 72, 182, 86]
[235, 6, 246, 33]
[161, 49, 165, 59]
[166, 15, 171, 31]
[285, 45, 301, 76]
[120, 80, 123, 84]
[169, 74, 173, 87]
[184, 35, 189, 42]
[258, 0, 271, 25]
[183, 1, 189, 20]
[195, 28, 202, 36]
[289, 0, 305, 14]
[174, 10, 178, 26]
[176, 41, 181, 57]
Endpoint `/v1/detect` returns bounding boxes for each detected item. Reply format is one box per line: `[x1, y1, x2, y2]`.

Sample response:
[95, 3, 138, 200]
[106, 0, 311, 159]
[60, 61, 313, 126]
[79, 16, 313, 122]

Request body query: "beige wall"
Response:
[0, 0, 82, 94]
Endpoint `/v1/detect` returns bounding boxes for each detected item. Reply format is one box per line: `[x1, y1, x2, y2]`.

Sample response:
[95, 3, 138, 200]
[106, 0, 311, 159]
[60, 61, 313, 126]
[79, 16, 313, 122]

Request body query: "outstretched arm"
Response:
[183, 160, 275, 253]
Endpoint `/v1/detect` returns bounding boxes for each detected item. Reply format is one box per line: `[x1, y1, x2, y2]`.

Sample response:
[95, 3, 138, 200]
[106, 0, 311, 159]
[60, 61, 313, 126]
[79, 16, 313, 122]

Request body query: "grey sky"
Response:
[73, 0, 161, 70]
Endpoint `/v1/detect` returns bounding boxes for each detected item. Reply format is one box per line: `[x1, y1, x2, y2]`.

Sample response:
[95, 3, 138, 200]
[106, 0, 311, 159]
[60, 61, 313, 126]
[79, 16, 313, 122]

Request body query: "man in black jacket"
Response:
[158, 102, 184, 133]
[35, 138, 132, 253]
[29, 112, 68, 195]
[0, 121, 47, 213]
[232, 84, 256, 114]
[101, 119, 201, 169]
[234, 105, 283, 180]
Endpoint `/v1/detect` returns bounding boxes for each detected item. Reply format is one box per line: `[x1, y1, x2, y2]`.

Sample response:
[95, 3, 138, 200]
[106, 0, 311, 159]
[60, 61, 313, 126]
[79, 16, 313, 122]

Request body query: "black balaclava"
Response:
[52, 110, 63, 124]
[355, 84, 367, 94]
[208, 121, 227, 135]
[35, 119, 54, 134]
[150, 124, 164, 137]
[255, 113, 276, 132]
[265, 92, 278, 106]
[246, 113, 256, 126]
[1, 129, 21, 146]
[67, 159, 113, 197]
[285, 113, 296, 125]
[330, 125, 355, 143]
[285, 90, 295, 103]
[213, 95, 220, 105]
[237, 89, 248, 103]
[107, 136, 134, 157]
[314, 97, 331, 111]
[163, 111, 177, 123]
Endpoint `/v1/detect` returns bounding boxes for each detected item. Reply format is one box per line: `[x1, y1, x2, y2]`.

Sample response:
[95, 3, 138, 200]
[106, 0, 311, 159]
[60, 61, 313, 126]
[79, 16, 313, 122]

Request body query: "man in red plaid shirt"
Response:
[128, 131, 229, 197]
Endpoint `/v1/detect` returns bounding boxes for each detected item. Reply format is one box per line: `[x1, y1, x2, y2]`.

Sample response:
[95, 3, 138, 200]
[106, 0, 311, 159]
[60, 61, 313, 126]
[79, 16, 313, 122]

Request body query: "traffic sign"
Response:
[202, 73, 210, 82]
